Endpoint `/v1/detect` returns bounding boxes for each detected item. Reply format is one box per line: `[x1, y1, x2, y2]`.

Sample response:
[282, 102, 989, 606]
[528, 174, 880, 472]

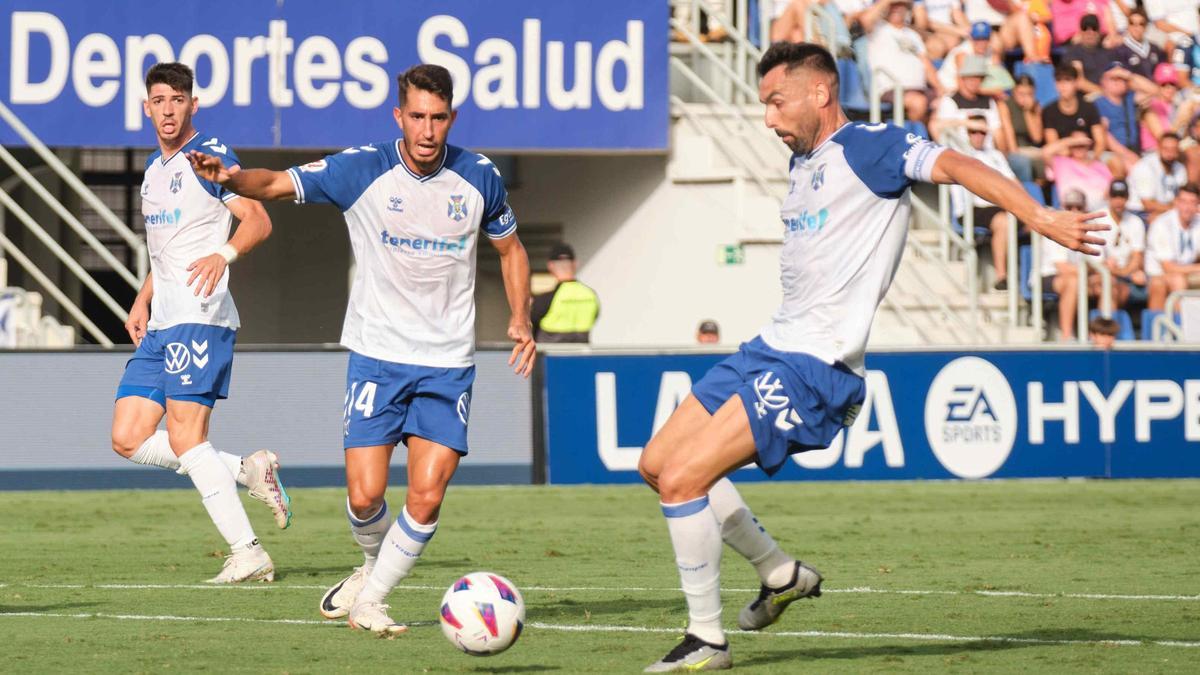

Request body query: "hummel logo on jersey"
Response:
[447, 195, 468, 222]
[201, 137, 228, 155]
[170, 171, 183, 194]
[192, 340, 210, 369]
[752, 372, 790, 418]
[387, 196, 405, 213]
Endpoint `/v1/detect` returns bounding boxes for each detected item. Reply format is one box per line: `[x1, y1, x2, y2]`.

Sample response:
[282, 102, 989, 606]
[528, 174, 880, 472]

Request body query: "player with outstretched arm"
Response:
[188, 64, 535, 634]
[637, 43, 1108, 672]
[111, 62, 291, 584]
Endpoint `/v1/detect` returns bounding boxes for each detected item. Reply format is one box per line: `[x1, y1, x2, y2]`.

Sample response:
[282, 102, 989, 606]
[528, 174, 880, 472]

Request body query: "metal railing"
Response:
[869, 67, 906, 126]
[1150, 290, 1198, 342]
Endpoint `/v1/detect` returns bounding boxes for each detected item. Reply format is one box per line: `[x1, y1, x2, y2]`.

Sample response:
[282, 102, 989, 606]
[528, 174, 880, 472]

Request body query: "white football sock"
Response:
[178, 442, 257, 550]
[709, 477, 795, 588]
[347, 497, 390, 567]
[662, 496, 725, 645]
[131, 430, 247, 486]
[357, 506, 437, 604]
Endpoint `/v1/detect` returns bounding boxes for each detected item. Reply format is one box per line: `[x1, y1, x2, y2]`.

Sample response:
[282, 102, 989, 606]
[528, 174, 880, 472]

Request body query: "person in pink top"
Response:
[1043, 129, 1114, 210]
[1051, 0, 1117, 44]
[1141, 63, 1181, 151]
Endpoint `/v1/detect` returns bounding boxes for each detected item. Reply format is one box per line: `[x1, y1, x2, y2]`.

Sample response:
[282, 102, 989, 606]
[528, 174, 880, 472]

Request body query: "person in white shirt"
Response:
[864, 0, 944, 123]
[958, 114, 1021, 289]
[1144, 0, 1199, 51]
[1127, 132, 1189, 219]
[1099, 179, 1148, 307]
[1041, 190, 1094, 339]
[1145, 183, 1200, 309]
[913, 0, 970, 59]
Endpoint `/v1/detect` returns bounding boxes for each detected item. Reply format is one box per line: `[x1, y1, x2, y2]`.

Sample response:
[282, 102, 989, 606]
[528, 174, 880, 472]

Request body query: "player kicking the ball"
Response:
[637, 43, 1108, 671]
[189, 64, 535, 633]
[111, 63, 291, 584]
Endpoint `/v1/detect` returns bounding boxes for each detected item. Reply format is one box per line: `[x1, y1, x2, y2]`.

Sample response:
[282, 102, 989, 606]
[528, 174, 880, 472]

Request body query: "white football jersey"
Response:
[288, 141, 516, 368]
[761, 123, 945, 375]
[1145, 209, 1200, 277]
[140, 132, 241, 331]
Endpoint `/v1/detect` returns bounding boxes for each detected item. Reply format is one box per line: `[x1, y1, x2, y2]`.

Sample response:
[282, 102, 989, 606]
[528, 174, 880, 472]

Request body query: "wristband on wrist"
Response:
[217, 243, 239, 264]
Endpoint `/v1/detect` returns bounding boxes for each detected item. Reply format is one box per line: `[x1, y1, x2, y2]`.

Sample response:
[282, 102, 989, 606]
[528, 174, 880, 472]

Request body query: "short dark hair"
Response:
[1130, 7, 1148, 21]
[1160, 131, 1181, 144]
[1089, 317, 1119, 337]
[1014, 74, 1036, 87]
[756, 42, 839, 92]
[145, 62, 193, 94]
[1079, 13, 1100, 30]
[397, 64, 454, 107]
[1180, 183, 1200, 198]
[1054, 62, 1078, 81]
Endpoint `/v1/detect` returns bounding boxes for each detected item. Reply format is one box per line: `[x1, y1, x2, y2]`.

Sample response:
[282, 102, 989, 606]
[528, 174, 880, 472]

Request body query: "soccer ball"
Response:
[439, 572, 525, 656]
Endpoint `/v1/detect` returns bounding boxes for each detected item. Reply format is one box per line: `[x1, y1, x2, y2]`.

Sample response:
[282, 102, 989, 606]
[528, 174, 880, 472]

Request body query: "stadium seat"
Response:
[1140, 309, 1183, 340]
[1022, 181, 1045, 205]
[1014, 62, 1058, 107]
[1088, 308, 1135, 340]
[838, 57, 886, 117]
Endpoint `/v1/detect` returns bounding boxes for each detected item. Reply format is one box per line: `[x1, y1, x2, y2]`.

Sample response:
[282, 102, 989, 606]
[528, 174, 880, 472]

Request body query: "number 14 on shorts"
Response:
[345, 381, 378, 421]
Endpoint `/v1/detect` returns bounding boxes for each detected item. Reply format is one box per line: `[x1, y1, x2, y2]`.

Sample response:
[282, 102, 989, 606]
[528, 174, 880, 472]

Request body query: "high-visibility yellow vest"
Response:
[539, 281, 599, 335]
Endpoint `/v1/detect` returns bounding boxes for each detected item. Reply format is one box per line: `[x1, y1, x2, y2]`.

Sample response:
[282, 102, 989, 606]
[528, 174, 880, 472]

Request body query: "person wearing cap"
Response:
[959, 0, 1040, 63]
[1145, 183, 1200, 309]
[1095, 62, 1142, 168]
[696, 320, 721, 345]
[1140, 62, 1183, 152]
[930, 54, 1009, 150]
[1128, 132, 1188, 219]
[937, 21, 1000, 93]
[1112, 8, 1167, 90]
[1100, 179, 1149, 308]
[1043, 61, 1108, 154]
[529, 243, 600, 344]
[862, 0, 944, 124]
[912, 0, 970, 60]
[1063, 14, 1116, 95]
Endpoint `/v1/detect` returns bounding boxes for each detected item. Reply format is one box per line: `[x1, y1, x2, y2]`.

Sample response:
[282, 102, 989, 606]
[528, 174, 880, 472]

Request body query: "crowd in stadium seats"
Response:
[674, 0, 1200, 341]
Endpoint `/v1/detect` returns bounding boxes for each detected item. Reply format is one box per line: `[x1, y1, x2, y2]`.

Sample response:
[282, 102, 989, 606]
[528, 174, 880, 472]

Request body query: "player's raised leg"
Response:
[349, 437, 458, 634]
[321, 443, 395, 620]
[166, 399, 273, 583]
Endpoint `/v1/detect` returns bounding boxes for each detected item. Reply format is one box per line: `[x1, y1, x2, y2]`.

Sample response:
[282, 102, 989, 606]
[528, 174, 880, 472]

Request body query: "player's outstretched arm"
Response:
[186, 198, 273, 297]
[929, 149, 1109, 256]
[186, 151, 296, 201]
[491, 233, 536, 378]
[125, 272, 153, 346]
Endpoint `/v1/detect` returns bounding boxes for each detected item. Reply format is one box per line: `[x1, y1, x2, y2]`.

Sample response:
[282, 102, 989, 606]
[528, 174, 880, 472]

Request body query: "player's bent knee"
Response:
[347, 490, 385, 519]
[405, 488, 445, 524]
[656, 463, 709, 505]
[110, 428, 143, 458]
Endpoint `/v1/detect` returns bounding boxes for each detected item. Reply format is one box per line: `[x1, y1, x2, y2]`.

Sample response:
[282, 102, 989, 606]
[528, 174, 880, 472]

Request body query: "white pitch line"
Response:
[5, 581, 1199, 602]
[0, 611, 1195, 648]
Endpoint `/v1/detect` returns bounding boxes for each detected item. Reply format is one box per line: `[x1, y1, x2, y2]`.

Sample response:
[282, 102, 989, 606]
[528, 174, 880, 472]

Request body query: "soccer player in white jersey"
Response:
[637, 43, 1107, 672]
[188, 64, 535, 634]
[110, 63, 291, 584]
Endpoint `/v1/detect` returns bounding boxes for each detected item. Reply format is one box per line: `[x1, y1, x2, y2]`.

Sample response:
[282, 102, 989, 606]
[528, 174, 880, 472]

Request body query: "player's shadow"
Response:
[0, 601, 101, 613]
[532, 596, 682, 618]
[467, 667, 560, 673]
[736, 628, 1178, 667]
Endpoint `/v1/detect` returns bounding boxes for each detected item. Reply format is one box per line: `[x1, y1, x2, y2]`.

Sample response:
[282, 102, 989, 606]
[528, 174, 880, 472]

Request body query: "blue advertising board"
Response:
[542, 350, 1200, 484]
[0, 0, 666, 150]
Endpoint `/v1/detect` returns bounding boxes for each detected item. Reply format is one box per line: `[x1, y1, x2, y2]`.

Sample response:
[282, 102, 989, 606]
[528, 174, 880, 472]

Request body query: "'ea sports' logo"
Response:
[924, 357, 1017, 479]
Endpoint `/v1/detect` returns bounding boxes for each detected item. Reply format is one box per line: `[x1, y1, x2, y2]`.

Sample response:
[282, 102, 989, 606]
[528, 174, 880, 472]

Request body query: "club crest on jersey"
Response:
[170, 171, 183, 194]
[140, 180, 150, 197]
[811, 164, 826, 191]
[447, 195, 468, 222]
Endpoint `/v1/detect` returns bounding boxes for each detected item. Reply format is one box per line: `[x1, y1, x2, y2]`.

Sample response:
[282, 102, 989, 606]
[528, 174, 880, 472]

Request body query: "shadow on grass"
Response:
[531, 596, 682, 617]
[0, 601, 101, 613]
[468, 667, 560, 673]
[737, 628, 1180, 667]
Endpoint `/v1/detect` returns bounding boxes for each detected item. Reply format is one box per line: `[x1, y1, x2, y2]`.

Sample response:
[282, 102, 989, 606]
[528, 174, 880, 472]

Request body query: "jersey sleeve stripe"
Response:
[286, 167, 306, 204]
[485, 221, 518, 240]
[221, 192, 241, 203]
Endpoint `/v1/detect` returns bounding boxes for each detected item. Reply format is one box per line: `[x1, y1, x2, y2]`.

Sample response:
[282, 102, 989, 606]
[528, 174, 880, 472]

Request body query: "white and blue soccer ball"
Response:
[439, 572, 525, 656]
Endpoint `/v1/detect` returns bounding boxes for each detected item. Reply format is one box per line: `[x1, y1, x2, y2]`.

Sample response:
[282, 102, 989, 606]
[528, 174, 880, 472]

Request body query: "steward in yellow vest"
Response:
[531, 243, 599, 343]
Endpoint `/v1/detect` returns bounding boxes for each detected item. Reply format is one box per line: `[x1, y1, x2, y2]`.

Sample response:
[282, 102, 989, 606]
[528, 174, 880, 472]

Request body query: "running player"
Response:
[187, 64, 536, 633]
[110, 63, 291, 584]
[637, 43, 1108, 671]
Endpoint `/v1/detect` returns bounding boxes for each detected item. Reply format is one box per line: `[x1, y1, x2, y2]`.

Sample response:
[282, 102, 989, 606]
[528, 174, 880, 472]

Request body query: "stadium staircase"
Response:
[668, 0, 1038, 346]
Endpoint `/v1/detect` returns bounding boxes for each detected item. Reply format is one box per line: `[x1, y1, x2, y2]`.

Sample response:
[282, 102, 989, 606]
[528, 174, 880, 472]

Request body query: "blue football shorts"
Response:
[115, 323, 236, 408]
[691, 336, 866, 475]
[342, 351, 476, 454]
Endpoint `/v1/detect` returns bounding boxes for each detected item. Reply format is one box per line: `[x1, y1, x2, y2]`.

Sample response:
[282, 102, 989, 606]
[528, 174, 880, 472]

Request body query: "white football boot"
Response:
[206, 540, 274, 583]
[240, 449, 292, 529]
[347, 600, 408, 635]
[320, 566, 373, 619]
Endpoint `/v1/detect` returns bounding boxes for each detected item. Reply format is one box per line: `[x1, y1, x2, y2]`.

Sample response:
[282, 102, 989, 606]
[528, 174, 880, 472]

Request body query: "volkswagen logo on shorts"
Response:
[456, 392, 471, 425]
[924, 356, 1017, 479]
[164, 342, 192, 374]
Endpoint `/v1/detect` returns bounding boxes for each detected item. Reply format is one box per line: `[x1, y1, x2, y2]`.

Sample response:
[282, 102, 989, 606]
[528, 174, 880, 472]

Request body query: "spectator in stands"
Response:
[696, 320, 721, 344]
[930, 56, 1009, 150]
[530, 243, 601, 343]
[913, 0, 970, 59]
[1181, 113, 1200, 184]
[1141, 63, 1183, 152]
[1145, 183, 1200, 309]
[999, 74, 1046, 181]
[1100, 179, 1148, 307]
[1128, 132, 1188, 219]
[961, 0, 1042, 63]
[1145, 0, 1199, 55]
[1094, 63, 1142, 168]
[1042, 189, 1091, 339]
[1043, 129, 1114, 209]
[1064, 14, 1115, 95]
[1112, 8, 1167, 94]
[959, 113, 1021, 289]
[864, 0, 944, 124]
[1043, 62, 1107, 154]
[672, 0, 735, 42]
[1052, 2, 1116, 47]
[1088, 316, 1120, 347]
[939, 22, 997, 92]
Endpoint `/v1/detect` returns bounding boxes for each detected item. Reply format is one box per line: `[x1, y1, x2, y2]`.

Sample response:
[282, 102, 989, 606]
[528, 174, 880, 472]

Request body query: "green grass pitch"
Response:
[2, 480, 1198, 672]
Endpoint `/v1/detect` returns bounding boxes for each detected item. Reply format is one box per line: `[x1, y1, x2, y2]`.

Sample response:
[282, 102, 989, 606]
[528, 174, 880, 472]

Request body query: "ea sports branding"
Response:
[924, 357, 1017, 479]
